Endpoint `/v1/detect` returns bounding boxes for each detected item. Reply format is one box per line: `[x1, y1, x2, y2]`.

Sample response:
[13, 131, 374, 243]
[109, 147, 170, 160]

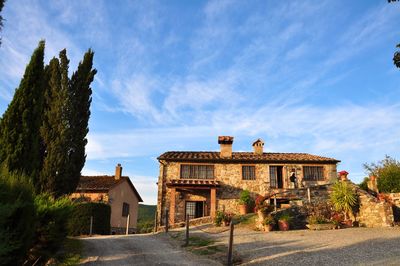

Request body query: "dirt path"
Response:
[79, 233, 221, 266]
[189, 226, 400, 265]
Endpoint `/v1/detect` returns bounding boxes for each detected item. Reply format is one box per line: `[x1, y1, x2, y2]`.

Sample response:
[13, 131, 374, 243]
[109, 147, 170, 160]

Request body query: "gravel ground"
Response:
[189, 226, 400, 265]
[79, 233, 221, 266]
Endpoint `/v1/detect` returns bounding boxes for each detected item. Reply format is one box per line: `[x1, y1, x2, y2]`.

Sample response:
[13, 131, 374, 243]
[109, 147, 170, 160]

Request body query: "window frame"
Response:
[303, 166, 325, 181]
[122, 202, 130, 217]
[242, 165, 256, 180]
[180, 164, 215, 179]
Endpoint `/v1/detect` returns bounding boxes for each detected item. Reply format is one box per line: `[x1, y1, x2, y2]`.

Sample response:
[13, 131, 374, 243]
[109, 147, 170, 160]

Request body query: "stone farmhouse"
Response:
[156, 136, 340, 226]
[71, 164, 143, 234]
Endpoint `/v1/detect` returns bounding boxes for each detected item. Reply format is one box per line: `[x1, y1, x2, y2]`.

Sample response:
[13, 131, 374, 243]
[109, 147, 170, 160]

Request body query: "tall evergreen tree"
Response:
[39, 54, 70, 197]
[0, 41, 45, 185]
[64, 49, 97, 194]
[0, 0, 5, 45]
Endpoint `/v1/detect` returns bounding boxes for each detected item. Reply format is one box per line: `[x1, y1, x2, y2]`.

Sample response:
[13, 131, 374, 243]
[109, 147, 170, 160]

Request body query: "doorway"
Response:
[185, 201, 204, 219]
[270, 166, 284, 188]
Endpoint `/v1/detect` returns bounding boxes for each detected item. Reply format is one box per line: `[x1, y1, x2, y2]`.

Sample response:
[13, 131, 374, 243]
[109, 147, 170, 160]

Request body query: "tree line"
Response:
[0, 40, 96, 197]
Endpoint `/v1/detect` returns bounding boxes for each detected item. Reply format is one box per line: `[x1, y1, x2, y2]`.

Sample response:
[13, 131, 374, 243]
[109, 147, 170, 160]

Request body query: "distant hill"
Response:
[137, 204, 156, 233]
[138, 204, 156, 221]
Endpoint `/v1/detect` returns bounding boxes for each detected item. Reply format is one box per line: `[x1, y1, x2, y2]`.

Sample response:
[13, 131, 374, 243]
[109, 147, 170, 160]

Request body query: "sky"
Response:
[1, 1, 400, 204]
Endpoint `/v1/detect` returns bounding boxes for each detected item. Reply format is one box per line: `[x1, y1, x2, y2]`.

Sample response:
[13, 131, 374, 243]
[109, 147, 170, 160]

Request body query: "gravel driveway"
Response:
[79, 233, 221, 266]
[189, 226, 400, 265]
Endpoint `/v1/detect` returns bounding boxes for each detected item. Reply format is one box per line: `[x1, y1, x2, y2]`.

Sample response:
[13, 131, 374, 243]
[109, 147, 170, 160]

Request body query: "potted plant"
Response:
[276, 212, 292, 231]
[330, 181, 357, 227]
[262, 215, 276, 232]
[238, 190, 254, 215]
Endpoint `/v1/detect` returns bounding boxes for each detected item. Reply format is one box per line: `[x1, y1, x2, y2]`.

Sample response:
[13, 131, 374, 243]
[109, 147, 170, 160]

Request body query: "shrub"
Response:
[68, 202, 111, 236]
[31, 194, 73, 260]
[330, 181, 357, 220]
[262, 215, 276, 226]
[0, 172, 35, 265]
[364, 155, 400, 193]
[214, 211, 224, 226]
[239, 190, 254, 206]
[307, 215, 330, 225]
[359, 177, 369, 191]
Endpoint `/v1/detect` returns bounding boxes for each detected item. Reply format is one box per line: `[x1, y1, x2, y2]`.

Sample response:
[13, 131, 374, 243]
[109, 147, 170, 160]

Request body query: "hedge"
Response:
[0, 173, 35, 266]
[68, 202, 111, 236]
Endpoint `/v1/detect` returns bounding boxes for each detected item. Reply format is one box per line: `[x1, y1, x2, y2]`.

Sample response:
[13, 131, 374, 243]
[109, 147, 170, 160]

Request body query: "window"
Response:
[122, 202, 130, 217]
[242, 166, 256, 180]
[303, 166, 324, 181]
[180, 165, 214, 179]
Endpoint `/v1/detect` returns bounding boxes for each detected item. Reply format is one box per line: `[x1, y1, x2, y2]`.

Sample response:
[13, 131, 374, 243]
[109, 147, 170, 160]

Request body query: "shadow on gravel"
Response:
[237, 236, 400, 265]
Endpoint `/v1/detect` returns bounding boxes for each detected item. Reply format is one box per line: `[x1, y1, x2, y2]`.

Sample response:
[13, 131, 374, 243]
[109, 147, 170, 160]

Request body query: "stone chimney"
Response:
[252, 138, 264, 155]
[115, 163, 122, 180]
[218, 136, 234, 158]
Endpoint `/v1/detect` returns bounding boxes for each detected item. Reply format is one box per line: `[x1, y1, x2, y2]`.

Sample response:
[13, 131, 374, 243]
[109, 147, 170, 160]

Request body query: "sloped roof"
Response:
[158, 151, 340, 164]
[76, 175, 143, 202]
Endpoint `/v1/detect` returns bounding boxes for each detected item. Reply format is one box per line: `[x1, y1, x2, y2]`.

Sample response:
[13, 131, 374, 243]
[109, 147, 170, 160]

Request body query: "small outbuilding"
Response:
[71, 164, 143, 234]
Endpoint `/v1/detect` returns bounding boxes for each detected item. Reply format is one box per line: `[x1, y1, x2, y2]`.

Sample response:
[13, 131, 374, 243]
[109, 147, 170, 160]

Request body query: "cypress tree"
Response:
[0, 41, 45, 186]
[39, 54, 70, 197]
[65, 49, 97, 194]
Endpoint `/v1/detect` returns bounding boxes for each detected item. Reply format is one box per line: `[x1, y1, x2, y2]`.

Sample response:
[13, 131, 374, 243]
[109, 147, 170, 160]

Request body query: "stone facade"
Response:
[156, 137, 340, 226]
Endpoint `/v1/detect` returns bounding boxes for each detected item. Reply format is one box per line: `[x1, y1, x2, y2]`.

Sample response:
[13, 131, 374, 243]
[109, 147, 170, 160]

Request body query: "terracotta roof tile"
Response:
[167, 179, 220, 187]
[76, 175, 143, 202]
[158, 151, 340, 163]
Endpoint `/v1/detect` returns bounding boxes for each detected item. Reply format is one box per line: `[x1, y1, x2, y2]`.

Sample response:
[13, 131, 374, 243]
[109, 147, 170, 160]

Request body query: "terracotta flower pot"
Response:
[278, 220, 290, 231]
[239, 204, 248, 215]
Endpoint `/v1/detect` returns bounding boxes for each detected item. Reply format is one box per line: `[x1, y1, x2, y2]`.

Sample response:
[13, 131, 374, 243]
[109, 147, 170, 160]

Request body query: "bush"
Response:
[307, 215, 330, 225]
[68, 202, 111, 236]
[214, 210, 224, 226]
[364, 155, 400, 193]
[31, 194, 73, 260]
[359, 177, 369, 191]
[239, 190, 253, 206]
[0, 172, 35, 265]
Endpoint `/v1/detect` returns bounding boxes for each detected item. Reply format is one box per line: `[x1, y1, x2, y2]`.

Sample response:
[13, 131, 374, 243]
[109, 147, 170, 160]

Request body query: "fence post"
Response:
[165, 209, 169, 233]
[307, 187, 311, 203]
[89, 216, 93, 236]
[126, 214, 130, 235]
[154, 211, 158, 233]
[227, 221, 234, 266]
[274, 195, 277, 212]
[185, 215, 189, 246]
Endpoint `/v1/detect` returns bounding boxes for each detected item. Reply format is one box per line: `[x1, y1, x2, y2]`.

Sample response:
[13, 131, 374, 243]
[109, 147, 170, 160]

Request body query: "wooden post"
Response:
[185, 215, 189, 246]
[89, 216, 93, 236]
[210, 188, 217, 219]
[307, 187, 311, 203]
[126, 214, 130, 235]
[154, 211, 158, 233]
[170, 188, 176, 225]
[165, 209, 169, 233]
[274, 195, 277, 212]
[227, 221, 234, 266]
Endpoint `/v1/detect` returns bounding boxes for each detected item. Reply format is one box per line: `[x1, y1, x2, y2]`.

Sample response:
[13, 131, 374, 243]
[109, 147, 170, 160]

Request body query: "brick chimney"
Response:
[115, 163, 122, 180]
[218, 136, 234, 158]
[252, 138, 264, 155]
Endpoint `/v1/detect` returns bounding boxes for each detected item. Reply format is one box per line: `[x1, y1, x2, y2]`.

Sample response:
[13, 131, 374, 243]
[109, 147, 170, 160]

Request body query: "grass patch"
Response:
[187, 236, 213, 247]
[55, 238, 82, 265]
[234, 213, 257, 227]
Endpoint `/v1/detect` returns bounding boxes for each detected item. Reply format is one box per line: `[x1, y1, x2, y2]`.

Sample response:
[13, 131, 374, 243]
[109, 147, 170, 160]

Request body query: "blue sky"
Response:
[1, 1, 400, 204]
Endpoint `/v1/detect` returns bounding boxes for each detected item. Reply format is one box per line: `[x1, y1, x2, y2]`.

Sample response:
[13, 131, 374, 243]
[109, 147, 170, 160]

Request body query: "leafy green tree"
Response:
[389, 0, 400, 68]
[65, 49, 97, 194]
[39, 54, 70, 197]
[364, 155, 400, 193]
[0, 0, 5, 45]
[0, 41, 45, 185]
